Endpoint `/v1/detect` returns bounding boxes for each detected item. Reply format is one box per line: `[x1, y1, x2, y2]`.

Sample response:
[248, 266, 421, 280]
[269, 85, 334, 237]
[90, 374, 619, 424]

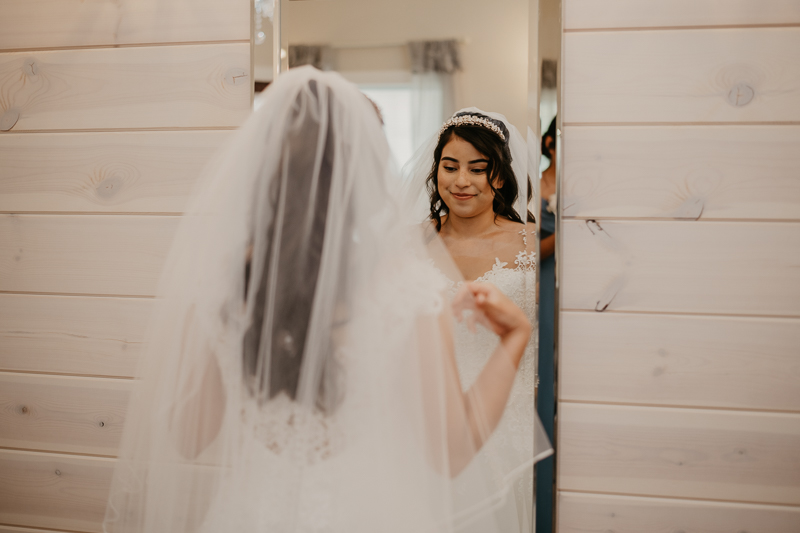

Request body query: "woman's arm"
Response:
[540, 234, 555, 260]
[432, 283, 531, 476]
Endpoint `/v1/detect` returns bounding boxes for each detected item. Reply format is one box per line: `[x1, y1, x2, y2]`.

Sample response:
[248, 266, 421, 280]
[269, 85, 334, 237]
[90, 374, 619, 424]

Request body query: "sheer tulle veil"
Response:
[104, 67, 548, 533]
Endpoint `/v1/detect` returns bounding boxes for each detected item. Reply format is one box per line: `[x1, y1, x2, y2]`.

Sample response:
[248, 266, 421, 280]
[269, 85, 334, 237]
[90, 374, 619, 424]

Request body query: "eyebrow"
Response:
[441, 157, 489, 164]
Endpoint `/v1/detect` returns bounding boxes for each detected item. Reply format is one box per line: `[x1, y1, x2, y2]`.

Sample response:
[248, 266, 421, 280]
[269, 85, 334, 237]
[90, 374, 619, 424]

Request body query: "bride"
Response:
[103, 67, 550, 533]
[404, 109, 545, 533]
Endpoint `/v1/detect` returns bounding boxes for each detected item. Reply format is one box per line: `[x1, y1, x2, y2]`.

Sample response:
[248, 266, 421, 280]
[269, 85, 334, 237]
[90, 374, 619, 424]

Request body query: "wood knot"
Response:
[95, 175, 124, 200]
[0, 108, 20, 132]
[727, 83, 754, 107]
[98, 421, 105, 428]
[55, 469, 61, 476]
[19, 405, 29, 414]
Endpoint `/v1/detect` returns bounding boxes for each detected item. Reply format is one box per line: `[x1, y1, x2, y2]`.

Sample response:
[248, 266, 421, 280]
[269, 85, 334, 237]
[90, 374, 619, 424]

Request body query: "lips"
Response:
[450, 193, 475, 200]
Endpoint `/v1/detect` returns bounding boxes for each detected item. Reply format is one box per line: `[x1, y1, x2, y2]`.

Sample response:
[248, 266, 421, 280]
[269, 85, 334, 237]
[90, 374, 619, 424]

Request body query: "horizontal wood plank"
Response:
[558, 491, 800, 533]
[0, 526, 73, 533]
[0, 44, 250, 132]
[560, 312, 800, 411]
[563, 28, 800, 124]
[0, 294, 150, 377]
[562, 125, 800, 220]
[0, 131, 232, 213]
[0, 449, 113, 532]
[0, 215, 178, 296]
[558, 403, 800, 504]
[561, 220, 800, 316]
[0, 0, 249, 51]
[0, 373, 131, 456]
[564, 0, 800, 30]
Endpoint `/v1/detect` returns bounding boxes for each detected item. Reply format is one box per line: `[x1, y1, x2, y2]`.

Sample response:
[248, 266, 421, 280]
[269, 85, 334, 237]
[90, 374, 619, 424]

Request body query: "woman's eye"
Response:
[444, 165, 457, 172]
[472, 167, 487, 174]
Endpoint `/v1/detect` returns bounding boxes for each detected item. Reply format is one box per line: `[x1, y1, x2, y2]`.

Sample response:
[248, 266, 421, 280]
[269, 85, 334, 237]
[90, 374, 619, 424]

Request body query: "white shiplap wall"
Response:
[557, 1, 800, 530]
[0, 2, 250, 531]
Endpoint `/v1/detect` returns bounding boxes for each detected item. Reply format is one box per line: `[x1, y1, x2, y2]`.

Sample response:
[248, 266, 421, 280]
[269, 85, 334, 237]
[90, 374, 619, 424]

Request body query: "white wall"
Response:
[0, 1, 250, 530]
[557, 1, 800, 530]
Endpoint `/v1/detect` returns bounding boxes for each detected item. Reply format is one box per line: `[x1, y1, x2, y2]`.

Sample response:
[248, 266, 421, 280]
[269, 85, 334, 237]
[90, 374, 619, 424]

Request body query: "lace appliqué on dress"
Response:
[244, 392, 346, 466]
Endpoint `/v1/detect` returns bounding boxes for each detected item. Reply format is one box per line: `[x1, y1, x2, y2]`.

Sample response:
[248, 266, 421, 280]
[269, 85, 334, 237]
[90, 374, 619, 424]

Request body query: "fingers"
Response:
[463, 281, 529, 337]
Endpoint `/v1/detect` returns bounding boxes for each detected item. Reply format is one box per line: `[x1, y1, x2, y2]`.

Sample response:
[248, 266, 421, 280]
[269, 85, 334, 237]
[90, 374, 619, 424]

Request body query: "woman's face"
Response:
[437, 135, 496, 220]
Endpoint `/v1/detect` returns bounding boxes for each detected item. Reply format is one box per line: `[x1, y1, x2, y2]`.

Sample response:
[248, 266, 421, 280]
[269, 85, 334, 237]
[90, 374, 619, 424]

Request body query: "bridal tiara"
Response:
[439, 114, 507, 142]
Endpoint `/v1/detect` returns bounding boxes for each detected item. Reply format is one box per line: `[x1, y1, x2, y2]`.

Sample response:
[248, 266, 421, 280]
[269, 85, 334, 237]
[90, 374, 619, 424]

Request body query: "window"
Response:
[359, 84, 414, 168]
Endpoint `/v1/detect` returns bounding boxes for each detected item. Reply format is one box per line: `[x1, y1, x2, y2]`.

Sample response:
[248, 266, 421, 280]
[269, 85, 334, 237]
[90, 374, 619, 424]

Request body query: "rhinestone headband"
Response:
[439, 114, 506, 142]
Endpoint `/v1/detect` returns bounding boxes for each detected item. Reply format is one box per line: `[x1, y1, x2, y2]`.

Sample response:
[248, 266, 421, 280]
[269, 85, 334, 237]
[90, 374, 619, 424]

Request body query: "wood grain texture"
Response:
[0, 131, 232, 213]
[0, 215, 178, 296]
[0, 44, 250, 132]
[564, 0, 800, 30]
[560, 311, 800, 411]
[563, 28, 800, 123]
[558, 403, 800, 504]
[0, 0, 249, 51]
[562, 125, 800, 220]
[0, 294, 150, 377]
[0, 449, 113, 533]
[561, 220, 800, 316]
[558, 491, 800, 533]
[0, 373, 130, 455]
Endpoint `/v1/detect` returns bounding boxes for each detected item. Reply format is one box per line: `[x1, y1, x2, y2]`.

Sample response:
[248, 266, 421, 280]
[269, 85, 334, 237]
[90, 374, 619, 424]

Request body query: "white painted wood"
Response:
[0, 131, 232, 213]
[0, 215, 178, 296]
[0, 373, 131, 455]
[558, 403, 800, 504]
[0, 294, 149, 377]
[558, 491, 800, 533]
[562, 125, 800, 220]
[563, 28, 800, 123]
[0, 0, 249, 51]
[565, 0, 800, 30]
[0, 44, 250, 131]
[560, 311, 800, 411]
[561, 220, 800, 316]
[0, 526, 73, 533]
[0, 449, 113, 532]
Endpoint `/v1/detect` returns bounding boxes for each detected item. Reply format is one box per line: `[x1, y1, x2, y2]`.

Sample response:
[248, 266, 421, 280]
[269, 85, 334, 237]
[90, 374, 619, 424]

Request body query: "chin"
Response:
[447, 206, 478, 219]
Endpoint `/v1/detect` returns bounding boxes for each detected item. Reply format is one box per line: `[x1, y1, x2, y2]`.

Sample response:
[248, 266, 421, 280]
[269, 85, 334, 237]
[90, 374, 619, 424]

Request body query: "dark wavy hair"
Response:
[426, 114, 534, 231]
[541, 116, 557, 162]
[242, 79, 344, 415]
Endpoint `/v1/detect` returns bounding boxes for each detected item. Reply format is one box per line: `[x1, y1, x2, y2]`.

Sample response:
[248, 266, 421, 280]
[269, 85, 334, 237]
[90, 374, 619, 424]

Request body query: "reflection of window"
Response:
[359, 85, 414, 168]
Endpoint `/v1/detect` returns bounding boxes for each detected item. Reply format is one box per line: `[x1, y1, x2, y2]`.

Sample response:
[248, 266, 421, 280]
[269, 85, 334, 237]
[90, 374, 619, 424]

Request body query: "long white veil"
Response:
[104, 67, 547, 533]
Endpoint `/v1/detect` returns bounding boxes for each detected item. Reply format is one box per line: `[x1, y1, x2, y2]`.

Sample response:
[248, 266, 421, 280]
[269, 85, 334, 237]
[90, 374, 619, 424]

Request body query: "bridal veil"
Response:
[104, 67, 548, 533]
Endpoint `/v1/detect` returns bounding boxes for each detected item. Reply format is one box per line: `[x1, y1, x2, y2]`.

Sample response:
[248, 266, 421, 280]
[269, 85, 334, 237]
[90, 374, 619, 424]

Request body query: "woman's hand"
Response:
[452, 282, 531, 340]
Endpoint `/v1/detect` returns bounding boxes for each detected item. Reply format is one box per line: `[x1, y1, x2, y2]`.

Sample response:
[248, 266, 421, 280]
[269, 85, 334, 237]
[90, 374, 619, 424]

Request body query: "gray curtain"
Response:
[408, 40, 462, 74]
[541, 59, 557, 89]
[288, 45, 332, 70]
[407, 40, 462, 151]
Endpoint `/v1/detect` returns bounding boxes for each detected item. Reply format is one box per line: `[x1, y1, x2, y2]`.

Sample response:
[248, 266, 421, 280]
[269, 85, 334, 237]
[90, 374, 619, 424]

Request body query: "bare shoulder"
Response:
[494, 217, 527, 237]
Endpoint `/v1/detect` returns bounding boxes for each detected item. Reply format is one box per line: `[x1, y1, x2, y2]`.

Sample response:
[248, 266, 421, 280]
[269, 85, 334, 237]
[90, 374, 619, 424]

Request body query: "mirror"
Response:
[256, 1, 543, 531]
[532, 0, 560, 531]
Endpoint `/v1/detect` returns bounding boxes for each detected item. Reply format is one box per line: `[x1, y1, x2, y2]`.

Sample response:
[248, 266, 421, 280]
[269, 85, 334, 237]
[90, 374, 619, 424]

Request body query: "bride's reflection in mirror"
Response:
[403, 110, 540, 532]
[266, 2, 546, 531]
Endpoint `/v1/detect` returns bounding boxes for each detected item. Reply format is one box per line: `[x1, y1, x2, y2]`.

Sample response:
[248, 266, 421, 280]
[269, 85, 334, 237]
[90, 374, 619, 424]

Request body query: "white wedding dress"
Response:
[445, 231, 539, 533]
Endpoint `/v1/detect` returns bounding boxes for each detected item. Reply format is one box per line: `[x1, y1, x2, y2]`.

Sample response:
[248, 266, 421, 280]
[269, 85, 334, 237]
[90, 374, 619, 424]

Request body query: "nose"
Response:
[454, 168, 470, 188]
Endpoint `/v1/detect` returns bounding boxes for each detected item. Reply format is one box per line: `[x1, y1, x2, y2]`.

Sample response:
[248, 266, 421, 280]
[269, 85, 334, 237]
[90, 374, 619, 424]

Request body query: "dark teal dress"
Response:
[536, 199, 555, 533]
